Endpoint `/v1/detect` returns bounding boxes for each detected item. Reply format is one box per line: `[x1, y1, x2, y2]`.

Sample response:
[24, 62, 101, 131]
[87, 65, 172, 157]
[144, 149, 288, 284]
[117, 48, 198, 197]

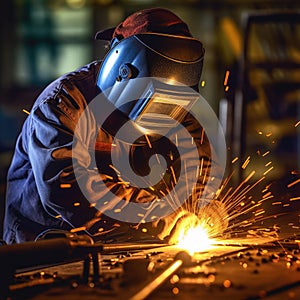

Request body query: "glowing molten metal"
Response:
[177, 223, 214, 255]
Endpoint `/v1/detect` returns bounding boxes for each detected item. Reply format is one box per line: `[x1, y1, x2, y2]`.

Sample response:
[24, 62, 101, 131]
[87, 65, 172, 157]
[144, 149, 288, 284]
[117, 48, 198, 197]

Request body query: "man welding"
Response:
[3, 7, 227, 244]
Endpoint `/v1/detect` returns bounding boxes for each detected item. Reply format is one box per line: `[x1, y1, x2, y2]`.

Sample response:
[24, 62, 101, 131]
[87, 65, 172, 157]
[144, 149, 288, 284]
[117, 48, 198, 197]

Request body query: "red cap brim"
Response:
[94, 8, 192, 42]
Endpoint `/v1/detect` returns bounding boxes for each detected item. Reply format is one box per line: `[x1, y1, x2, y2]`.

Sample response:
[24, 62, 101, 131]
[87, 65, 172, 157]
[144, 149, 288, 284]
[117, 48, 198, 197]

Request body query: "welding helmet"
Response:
[95, 8, 205, 143]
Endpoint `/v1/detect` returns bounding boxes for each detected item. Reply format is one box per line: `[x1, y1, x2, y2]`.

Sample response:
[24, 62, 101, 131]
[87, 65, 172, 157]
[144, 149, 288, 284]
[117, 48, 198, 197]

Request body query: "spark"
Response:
[201, 80, 206, 87]
[70, 226, 86, 233]
[201, 162, 210, 185]
[231, 157, 238, 164]
[295, 120, 300, 127]
[241, 156, 250, 169]
[262, 191, 272, 199]
[263, 166, 274, 176]
[60, 183, 71, 188]
[254, 209, 265, 217]
[223, 70, 230, 86]
[287, 178, 300, 188]
[242, 262, 248, 269]
[145, 134, 152, 149]
[170, 274, 180, 284]
[290, 197, 300, 202]
[117, 180, 130, 186]
[109, 164, 120, 175]
[170, 166, 177, 184]
[73, 202, 80, 207]
[22, 109, 30, 115]
[262, 150, 270, 157]
[200, 128, 205, 145]
[223, 279, 232, 288]
[172, 287, 180, 295]
[199, 157, 204, 176]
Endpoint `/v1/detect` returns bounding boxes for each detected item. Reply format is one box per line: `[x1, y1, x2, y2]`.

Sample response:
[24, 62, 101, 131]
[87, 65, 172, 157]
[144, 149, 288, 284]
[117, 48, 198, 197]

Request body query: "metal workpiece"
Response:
[2, 235, 299, 300]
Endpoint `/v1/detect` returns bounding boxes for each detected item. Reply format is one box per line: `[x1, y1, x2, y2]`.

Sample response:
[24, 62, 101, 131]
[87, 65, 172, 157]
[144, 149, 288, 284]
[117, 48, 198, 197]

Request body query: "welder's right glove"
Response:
[157, 200, 229, 245]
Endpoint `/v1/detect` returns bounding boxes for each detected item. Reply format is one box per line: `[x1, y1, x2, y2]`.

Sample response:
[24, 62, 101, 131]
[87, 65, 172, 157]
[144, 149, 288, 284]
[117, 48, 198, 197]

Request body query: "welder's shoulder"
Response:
[34, 60, 102, 107]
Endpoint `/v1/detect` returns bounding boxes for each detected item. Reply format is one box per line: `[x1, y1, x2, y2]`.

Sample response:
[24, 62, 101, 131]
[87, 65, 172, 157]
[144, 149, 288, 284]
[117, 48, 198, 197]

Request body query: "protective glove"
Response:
[158, 200, 229, 245]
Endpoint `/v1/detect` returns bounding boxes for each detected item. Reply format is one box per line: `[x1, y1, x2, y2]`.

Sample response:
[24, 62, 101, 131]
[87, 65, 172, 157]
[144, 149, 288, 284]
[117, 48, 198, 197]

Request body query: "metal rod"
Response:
[129, 251, 190, 300]
[129, 260, 183, 300]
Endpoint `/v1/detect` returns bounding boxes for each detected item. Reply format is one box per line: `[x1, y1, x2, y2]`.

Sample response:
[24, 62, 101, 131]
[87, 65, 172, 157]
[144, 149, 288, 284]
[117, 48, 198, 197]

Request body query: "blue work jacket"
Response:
[4, 61, 213, 244]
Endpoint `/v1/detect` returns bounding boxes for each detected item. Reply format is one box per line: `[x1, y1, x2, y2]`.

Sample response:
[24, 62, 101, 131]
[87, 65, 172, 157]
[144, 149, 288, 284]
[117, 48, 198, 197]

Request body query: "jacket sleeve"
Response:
[26, 82, 157, 239]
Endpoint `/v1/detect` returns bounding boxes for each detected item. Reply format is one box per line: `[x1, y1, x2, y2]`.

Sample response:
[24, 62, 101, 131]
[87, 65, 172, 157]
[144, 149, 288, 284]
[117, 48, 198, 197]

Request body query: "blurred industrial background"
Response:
[0, 0, 299, 238]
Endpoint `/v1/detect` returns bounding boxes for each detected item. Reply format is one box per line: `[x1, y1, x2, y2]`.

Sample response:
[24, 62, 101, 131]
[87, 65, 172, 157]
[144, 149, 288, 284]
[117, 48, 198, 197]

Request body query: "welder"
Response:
[3, 7, 227, 244]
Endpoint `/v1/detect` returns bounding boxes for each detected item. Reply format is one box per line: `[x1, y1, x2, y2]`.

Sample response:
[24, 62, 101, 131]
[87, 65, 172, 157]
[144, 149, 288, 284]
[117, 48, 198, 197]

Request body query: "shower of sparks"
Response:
[175, 146, 291, 246]
[67, 115, 299, 245]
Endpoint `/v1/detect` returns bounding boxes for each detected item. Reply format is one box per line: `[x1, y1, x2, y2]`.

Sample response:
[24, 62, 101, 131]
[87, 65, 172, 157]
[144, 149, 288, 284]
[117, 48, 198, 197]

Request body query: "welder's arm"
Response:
[27, 90, 156, 241]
